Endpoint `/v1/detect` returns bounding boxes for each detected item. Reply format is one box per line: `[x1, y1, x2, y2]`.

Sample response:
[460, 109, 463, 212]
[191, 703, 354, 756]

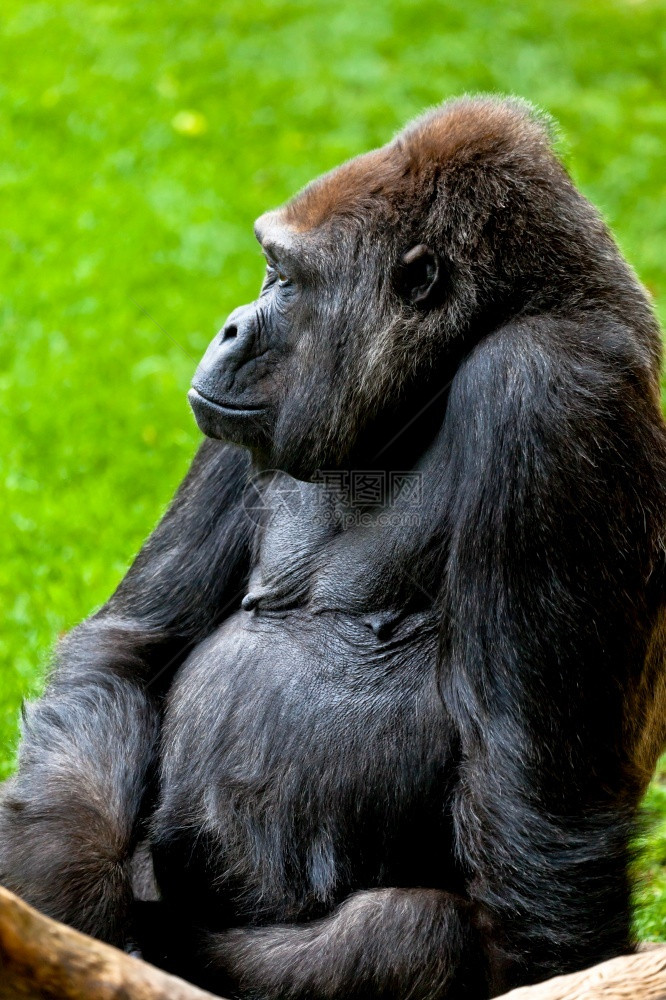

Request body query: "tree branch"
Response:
[494, 944, 666, 1000]
[0, 885, 221, 1000]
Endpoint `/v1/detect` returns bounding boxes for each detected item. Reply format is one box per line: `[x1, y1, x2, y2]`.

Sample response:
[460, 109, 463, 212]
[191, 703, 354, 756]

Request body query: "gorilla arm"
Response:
[196, 888, 480, 1000]
[0, 439, 253, 945]
[443, 315, 665, 991]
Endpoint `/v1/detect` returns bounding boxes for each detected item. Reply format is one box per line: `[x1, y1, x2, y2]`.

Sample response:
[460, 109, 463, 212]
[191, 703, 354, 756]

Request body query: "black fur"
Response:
[2, 97, 666, 998]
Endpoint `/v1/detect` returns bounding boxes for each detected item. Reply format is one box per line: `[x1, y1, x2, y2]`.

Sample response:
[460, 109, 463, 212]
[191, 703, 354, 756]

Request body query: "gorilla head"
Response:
[189, 96, 613, 481]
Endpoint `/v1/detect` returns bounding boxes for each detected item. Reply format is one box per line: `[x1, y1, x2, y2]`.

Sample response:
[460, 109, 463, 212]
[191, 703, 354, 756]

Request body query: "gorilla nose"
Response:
[191, 303, 259, 402]
[218, 304, 255, 347]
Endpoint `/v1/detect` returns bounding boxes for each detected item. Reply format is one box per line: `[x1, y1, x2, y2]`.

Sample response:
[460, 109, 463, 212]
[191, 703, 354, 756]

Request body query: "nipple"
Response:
[362, 611, 400, 640]
[241, 591, 261, 611]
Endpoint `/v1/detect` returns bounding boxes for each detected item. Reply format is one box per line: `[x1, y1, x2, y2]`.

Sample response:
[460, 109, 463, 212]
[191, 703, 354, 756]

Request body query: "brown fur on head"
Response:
[277, 96, 557, 234]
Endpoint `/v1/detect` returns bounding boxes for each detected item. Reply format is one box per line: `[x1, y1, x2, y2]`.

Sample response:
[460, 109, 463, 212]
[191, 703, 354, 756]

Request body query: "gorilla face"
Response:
[188, 135, 453, 481]
[189, 228, 442, 479]
[188, 214, 334, 473]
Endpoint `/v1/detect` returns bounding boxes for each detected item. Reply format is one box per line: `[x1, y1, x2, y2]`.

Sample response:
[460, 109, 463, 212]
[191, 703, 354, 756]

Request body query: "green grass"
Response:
[2, 0, 666, 937]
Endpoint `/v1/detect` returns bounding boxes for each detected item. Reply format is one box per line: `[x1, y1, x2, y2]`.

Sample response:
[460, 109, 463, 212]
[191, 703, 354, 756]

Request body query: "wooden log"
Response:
[493, 945, 666, 1000]
[1, 883, 665, 1000]
[0, 885, 221, 1000]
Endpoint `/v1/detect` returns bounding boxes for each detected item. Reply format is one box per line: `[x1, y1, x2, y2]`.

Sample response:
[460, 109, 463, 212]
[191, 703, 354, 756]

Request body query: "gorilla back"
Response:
[2, 96, 666, 999]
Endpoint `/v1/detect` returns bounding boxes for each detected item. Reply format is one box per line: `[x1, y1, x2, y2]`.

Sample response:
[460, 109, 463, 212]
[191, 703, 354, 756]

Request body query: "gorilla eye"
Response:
[265, 261, 291, 287]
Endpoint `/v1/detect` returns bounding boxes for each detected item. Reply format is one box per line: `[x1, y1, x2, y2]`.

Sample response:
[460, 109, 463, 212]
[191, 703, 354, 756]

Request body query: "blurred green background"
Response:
[2, 0, 666, 938]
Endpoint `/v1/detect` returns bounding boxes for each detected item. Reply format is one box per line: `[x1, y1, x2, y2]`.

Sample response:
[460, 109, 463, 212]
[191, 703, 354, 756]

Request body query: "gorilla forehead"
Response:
[259, 96, 555, 238]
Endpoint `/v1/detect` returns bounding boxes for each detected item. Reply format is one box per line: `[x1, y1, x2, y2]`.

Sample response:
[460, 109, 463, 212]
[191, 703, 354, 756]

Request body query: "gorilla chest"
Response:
[153, 479, 453, 919]
[241, 473, 437, 621]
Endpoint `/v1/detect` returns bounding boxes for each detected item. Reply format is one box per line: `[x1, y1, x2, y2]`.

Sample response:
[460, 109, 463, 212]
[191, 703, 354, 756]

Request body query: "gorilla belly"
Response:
[150, 606, 456, 925]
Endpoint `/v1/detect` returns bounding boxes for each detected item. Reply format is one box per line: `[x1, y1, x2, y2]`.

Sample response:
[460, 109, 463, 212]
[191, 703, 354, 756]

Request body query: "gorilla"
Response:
[2, 96, 666, 999]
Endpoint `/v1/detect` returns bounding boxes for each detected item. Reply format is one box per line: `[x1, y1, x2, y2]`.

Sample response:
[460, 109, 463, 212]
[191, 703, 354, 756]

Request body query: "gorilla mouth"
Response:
[188, 387, 266, 415]
[188, 387, 268, 440]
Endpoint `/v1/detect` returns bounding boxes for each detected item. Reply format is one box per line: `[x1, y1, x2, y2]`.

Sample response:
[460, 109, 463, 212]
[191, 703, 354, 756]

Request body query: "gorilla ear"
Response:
[399, 244, 441, 307]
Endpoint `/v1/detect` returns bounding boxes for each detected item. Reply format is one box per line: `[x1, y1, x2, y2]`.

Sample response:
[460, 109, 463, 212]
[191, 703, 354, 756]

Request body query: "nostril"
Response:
[221, 323, 238, 342]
